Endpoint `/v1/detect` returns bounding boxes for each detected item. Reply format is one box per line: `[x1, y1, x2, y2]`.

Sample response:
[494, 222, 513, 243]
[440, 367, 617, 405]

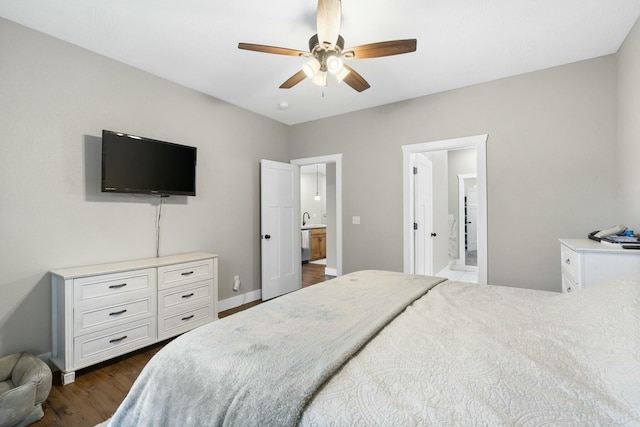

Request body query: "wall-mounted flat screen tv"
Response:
[101, 130, 197, 196]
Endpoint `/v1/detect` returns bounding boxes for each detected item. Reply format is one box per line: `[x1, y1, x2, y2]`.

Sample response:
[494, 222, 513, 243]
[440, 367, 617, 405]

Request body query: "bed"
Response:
[106, 270, 640, 426]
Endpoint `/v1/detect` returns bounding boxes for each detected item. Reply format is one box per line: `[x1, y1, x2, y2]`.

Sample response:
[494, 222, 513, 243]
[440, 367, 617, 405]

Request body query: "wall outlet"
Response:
[233, 275, 241, 291]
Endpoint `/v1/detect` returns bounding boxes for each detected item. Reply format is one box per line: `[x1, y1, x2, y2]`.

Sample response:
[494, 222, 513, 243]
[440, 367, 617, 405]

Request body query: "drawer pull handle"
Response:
[182, 315, 195, 321]
[181, 271, 194, 276]
[182, 293, 195, 299]
[109, 309, 128, 316]
[109, 283, 127, 289]
[109, 335, 127, 344]
[565, 258, 571, 265]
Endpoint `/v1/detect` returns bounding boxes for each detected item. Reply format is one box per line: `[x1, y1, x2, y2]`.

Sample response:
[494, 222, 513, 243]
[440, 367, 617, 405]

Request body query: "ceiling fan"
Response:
[238, 0, 417, 92]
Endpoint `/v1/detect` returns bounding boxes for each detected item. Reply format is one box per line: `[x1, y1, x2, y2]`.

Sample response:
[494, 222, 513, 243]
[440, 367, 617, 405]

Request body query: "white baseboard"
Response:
[37, 352, 51, 363]
[217, 289, 262, 313]
[325, 267, 337, 277]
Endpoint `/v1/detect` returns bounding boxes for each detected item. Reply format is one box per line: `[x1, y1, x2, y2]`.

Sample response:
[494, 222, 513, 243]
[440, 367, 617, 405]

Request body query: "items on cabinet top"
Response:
[587, 225, 640, 249]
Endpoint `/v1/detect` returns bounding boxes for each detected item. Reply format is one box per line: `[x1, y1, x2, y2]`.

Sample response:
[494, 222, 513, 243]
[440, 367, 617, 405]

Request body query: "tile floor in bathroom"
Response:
[436, 264, 478, 284]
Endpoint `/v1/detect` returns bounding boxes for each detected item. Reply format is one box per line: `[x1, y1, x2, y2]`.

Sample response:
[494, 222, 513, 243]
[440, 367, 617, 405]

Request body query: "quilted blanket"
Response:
[301, 275, 640, 425]
[108, 270, 445, 426]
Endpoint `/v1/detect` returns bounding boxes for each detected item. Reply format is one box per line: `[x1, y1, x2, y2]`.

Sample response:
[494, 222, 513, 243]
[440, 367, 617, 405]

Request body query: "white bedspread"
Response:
[300, 275, 640, 426]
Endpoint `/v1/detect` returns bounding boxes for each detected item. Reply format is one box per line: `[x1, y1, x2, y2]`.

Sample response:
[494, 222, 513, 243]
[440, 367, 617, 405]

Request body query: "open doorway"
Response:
[457, 174, 478, 271]
[300, 163, 329, 286]
[291, 154, 343, 283]
[402, 135, 487, 285]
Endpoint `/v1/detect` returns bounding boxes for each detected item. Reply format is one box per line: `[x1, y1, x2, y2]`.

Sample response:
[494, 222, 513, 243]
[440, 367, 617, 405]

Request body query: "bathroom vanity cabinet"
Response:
[310, 227, 326, 261]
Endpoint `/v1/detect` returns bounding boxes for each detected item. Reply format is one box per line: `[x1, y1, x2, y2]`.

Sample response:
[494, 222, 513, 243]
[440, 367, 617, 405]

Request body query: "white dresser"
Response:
[559, 239, 640, 293]
[51, 252, 218, 384]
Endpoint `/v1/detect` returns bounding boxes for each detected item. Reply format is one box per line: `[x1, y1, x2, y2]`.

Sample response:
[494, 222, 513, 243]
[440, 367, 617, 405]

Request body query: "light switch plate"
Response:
[352, 216, 360, 225]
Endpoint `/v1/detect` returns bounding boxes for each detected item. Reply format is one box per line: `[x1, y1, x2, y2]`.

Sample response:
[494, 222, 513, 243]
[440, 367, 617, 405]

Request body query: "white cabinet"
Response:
[51, 252, 218, 384]
[559, 239, 640, 293]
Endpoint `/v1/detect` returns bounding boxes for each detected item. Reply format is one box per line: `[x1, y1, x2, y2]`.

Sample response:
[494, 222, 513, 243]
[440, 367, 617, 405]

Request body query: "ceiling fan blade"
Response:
[317, 0, 341, 48]
[345, 39, 417, 59]
[280, 70, 307, 89]
[342, 64, 370, 92]
[238, 43, 307, 57]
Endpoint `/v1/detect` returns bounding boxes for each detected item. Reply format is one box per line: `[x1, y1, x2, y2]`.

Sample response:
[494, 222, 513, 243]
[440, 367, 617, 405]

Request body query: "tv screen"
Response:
[101, 130, 197, 196]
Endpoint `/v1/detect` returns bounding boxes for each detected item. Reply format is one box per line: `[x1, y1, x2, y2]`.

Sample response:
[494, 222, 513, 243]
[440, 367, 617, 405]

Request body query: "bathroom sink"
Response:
[301, 224, 326, 230]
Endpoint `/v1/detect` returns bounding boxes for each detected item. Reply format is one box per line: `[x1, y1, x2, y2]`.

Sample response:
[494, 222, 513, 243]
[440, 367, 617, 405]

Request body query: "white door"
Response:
[414, 154, 433, 275]
[466, 185, 478, 252]
[260, 160, 301, 300]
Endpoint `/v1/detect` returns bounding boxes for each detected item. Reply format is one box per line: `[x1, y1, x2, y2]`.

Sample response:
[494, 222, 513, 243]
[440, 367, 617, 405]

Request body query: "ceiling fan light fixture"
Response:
[302, 58, 321, 79]
[237, 2, 416, 93]
[312, 70, 328, 87]
[326, 54, 343, 74]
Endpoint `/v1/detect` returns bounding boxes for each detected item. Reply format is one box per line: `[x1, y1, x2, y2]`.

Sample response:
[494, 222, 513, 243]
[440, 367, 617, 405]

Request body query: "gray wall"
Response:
[619, 17, 640, 229]
[288, 55, 620, 292]
[0, 18, 289, 356]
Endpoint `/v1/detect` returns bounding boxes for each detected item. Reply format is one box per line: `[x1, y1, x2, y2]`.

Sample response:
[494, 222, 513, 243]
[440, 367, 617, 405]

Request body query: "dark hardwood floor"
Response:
[33, 343, 165, 427]
[302, 261, 330, 287]
[33, 261, 330, 427]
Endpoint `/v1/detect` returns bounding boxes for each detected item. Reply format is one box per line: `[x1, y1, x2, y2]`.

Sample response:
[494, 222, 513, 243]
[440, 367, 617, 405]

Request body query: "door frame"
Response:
[402, 135, 488, 284]
[290, 154, 343, 277]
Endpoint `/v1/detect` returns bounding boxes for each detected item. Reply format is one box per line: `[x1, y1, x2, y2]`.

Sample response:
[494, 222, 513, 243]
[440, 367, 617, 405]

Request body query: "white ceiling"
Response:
[1, 0, 639, 125]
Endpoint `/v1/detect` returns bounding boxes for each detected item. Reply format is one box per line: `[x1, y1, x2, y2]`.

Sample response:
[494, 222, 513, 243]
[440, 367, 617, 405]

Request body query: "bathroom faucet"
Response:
[302, 212, 310, 226]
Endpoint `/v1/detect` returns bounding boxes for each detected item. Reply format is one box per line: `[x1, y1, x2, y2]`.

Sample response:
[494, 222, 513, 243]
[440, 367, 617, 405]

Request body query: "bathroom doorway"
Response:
[402, 135, 487, 285]
[456, 174, 478, 271]
[291, 154, 343, 283]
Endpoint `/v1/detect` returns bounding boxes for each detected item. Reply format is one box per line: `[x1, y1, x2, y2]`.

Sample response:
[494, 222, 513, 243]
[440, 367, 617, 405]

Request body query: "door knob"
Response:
[264, 234, 271, 240]
[431, 233, 437, 237]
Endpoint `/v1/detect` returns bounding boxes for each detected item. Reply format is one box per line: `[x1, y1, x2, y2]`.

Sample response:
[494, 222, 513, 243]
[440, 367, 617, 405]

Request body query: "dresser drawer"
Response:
[74, 296, 156, 336]
[560, 245, 578, 282]
[158, 304, 213, 340]
[158, 280, 213, 314]
[561, 275, 577, 293]
[158, 260, 214, 290]
[74, 269, 156, 306]
[73, 317, 157, 369]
